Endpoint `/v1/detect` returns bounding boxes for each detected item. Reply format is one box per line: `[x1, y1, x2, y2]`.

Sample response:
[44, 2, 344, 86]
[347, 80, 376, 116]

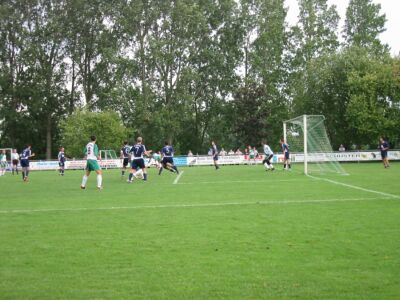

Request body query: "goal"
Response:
[283, 115, 347, 175]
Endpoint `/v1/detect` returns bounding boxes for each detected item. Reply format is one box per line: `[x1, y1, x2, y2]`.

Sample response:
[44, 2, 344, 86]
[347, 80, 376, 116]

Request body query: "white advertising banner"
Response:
[8, 150, 400, 171]
[29, 159, 122, 171]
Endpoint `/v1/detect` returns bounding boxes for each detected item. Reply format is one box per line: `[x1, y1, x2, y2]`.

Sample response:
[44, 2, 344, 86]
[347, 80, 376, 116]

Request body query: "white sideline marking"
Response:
[177, 179, 302, 185]
[0, 197, 394, 214]
[307, 175, 400, 199]
[173, 171, 184, 185]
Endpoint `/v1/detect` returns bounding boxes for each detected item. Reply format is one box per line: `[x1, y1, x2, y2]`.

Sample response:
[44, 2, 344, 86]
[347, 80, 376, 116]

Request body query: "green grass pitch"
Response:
[0, 163, 399, 299]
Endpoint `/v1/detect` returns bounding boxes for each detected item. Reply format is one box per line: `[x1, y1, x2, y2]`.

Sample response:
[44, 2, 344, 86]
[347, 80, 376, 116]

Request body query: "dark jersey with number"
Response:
[212, 145, 218, 156]
[58, 151, 65, 163]
[21, 148, 32, 160]
[380, 141, 389, 157]
[121, 145, 131, 158]
[282, 143, 289, 154]
[130, 143, 147, 159]
[161, 145, 174, 157]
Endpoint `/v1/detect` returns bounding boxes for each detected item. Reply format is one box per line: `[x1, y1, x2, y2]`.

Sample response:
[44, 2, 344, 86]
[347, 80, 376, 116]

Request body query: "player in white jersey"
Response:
[262, 141, 275, 171]
[11, 149, 19, 175]
[0, 150, 6, 176]
[81, 135, 103, 190]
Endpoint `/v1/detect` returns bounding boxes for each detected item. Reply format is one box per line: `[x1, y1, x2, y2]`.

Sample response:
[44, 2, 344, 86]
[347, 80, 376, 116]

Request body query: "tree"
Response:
[60, 110, 127, 158]
[343, 0, 388, 55]
[346, 54, 400, 147]
[289, 0, 340, 122]
[232, 83, 269, 147]
[0, 0, 31, 149]
[295, 0, 339, 64]
[291, 47, 400, 149]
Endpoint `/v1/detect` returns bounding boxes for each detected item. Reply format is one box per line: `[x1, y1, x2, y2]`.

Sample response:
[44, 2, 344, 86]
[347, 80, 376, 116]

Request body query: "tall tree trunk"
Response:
[69, 57, 76, 114]
[46, 114, 52, 159]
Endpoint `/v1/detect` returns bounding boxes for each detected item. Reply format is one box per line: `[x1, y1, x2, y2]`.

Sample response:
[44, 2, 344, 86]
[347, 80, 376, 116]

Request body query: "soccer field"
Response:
[0, 163, 399, 299]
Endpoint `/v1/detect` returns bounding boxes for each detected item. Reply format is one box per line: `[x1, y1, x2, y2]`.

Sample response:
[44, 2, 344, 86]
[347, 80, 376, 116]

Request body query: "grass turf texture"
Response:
[0, 163, 399, 299]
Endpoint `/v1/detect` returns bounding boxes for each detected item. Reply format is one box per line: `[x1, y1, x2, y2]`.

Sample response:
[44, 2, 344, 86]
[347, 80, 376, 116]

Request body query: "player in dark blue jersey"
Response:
[379, 136, 390, 168]
[280, 138, 291, 170]
[128, 137, 152, 183]
[58, 147, 66, 176]
[120, 141, 131, 177]
[159, 141, 179, 175]
[20, 144, 35, 182]
[211, 141, 219, 170]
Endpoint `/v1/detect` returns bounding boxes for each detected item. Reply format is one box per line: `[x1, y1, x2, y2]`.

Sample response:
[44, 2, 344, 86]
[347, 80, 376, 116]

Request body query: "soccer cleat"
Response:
[80, 185, 86, 189]
[97, 186, 103, 190]
[127, 180, 132, 183]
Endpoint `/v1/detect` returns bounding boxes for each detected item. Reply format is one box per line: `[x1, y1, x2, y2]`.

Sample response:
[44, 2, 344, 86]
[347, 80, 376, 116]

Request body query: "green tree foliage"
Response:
[294, 0, 339, 64]
[346, 54, 400, 146]
[343, 0, 388, 54]
[60, 110, 127, 158]
[293, 47, 400, 149]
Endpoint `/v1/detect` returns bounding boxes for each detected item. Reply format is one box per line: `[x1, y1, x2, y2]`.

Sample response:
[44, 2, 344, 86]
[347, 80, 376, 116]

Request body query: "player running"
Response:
[159, 141, 179, 175]
[128, 137, 151, 183]
[211, 141, 219, 170]
[280, 138, 291, 170]
[0, 150, 6, 176]
[58, 147, 66, 176]
[120, 141, 131, 177]
[379, 137, 390, 168]
[262, 141, 275, 171]
[153, 151, 162, 169]
[20, 145, 35, 182]
[81, 135, 103, 190]
[11, 149, 19, 175]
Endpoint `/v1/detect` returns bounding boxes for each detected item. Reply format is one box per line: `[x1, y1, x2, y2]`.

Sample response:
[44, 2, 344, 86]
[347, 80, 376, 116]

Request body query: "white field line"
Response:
[173, 171, 184, 184]
[307, 175, 400, 199]
[0, 197, 393, 214]
[177, 178, 302, 185]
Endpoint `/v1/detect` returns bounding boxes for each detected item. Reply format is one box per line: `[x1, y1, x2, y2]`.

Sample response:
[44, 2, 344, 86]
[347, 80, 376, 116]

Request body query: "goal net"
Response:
[283, 115, 347, 175]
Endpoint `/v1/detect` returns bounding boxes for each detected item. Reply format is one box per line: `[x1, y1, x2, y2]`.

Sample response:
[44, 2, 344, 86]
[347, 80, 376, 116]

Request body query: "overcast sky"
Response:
[285, 0, 400, 55]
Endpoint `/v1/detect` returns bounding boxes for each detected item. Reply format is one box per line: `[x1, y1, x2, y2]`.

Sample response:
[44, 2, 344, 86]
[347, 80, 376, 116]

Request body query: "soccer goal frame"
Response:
[283, 115, 346, 176]
[283, 115, 310, 174]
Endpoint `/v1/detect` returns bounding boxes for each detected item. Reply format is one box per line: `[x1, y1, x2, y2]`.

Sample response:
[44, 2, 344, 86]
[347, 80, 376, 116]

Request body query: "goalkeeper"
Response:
[262, 141, 275, 171]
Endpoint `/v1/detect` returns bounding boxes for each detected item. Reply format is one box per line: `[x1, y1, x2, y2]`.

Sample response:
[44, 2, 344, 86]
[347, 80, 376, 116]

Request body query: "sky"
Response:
[285, 0, 400, 56]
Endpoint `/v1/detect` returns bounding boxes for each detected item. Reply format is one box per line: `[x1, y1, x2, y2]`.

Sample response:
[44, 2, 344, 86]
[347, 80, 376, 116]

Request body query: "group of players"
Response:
[0, 136, 292, 189]
[2, 135, 390, 190]
[78, 136, 292, 190]
[80, 136, 182, 190]
[0, 146, 36, 181]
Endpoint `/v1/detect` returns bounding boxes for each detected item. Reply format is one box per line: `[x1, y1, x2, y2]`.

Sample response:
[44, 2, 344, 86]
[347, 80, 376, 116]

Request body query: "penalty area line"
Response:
[307, 175, 400, 199]
[0, 197, 393, 214]
[173, 171, 184, 185]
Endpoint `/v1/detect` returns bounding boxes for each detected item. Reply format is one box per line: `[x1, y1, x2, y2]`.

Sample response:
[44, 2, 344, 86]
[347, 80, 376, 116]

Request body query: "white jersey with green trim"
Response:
[85, 142, 99, 161]
[263, 144, 273, 156]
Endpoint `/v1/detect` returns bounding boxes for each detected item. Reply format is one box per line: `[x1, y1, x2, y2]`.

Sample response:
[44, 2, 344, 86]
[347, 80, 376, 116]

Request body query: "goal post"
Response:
[283, 115, 347, 175]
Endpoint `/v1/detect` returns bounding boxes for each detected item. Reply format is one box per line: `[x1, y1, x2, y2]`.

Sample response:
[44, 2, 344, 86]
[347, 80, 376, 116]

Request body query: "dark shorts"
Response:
[20, 159, 29, 168]
[12, 159, 19, 166]
[122, 157, 129, 167]
[162, 157, 174, 165]
[381, 151, 388, 159]
[213, 155, 218, 161]
[264, 154, 273, 162]
[284, 152, 290, 160]
[59, 161, 65, 167]
[131, 158, 145, 170]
